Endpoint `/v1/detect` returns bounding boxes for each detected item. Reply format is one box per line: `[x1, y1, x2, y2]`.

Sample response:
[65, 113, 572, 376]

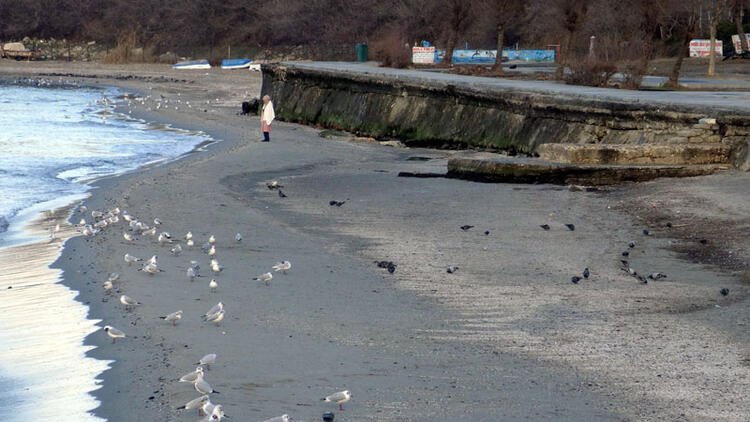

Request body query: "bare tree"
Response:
[707, 0, 729, 76]
[481, 0, 525, 72]
[660, 0, 702, 88]
[733, 0, 749, 52]
[433, 0, 477, 65]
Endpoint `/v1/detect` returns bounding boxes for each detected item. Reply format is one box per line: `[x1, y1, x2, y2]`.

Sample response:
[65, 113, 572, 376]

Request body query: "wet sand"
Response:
[2, 61, 748, 421]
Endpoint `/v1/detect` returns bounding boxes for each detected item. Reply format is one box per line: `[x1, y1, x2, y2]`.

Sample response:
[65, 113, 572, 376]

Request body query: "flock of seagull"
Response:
[68, 199, 351, 421]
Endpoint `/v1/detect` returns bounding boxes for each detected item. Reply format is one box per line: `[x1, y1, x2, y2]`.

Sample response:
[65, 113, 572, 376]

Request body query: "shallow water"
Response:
[0, 84, 209, 420]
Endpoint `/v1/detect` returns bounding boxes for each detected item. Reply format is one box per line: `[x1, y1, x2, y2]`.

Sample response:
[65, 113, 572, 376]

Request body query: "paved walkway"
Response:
[284, 62, 750, 114]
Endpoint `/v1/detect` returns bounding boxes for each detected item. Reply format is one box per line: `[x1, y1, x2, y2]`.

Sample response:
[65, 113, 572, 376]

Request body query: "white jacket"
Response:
[262, 101, 275, 125]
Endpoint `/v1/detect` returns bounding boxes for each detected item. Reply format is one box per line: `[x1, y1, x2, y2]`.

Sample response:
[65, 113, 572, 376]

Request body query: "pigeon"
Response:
[583, 267, 590, 279]
[375, 260, 393, 268]
[196, 353, 217, 370]
[571, 276, 581, 284]
[620, 260, 629, 266]
[266, 181, 283, 190]
[699, 239, 708, 245]
[647, 272, 667, 280]
[235, 233, 242, 242]
[278, 190, 287, 198]
[446, 266, 459, 274]
[103, 325, 125, 343]
[628, 241, 636, 248]
[160, 310, 183, 326]
[460, 225, 474, 231]
[643, 229, 651, 236]
[254, 272, 273, 284]
[329, 200, 346, 207]
[622, 251, 630, 257]
[565, 223, 575, 231]
[322, 390, 352, 411]
[665, 222, 673, 228]
[540, 224, 550, 231]
[720, 288, 729, 296]
[484, 230, 490, 235]
[387, 262, 396, 274]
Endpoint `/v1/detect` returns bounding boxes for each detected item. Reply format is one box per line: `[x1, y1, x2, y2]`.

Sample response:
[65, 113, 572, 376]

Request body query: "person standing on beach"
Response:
[261, 95, 275, 142]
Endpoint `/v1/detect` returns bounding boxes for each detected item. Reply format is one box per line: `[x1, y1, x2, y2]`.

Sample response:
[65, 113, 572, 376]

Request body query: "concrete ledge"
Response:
[537, 143, 733, 165]
[447, 157, 728, 185]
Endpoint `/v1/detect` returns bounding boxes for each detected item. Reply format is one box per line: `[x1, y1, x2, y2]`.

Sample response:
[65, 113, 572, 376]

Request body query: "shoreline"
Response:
[2, 61, 748, 421]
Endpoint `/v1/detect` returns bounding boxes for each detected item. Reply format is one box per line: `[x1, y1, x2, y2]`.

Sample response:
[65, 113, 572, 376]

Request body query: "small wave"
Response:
[0, 216, 8, 234]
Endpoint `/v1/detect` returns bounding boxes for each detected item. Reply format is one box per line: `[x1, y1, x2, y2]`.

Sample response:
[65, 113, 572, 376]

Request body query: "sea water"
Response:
[0, 83, 209, 420]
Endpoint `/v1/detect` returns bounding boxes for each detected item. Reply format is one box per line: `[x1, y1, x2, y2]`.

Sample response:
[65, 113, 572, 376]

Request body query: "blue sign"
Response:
[434, 49, 555, 63]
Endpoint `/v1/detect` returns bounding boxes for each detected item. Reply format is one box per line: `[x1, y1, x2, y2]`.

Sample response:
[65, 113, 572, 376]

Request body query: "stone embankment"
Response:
[262, 62, 750, 182]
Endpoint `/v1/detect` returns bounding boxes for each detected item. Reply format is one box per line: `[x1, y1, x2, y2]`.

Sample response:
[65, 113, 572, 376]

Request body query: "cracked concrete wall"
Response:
[261, 64, 750, 169]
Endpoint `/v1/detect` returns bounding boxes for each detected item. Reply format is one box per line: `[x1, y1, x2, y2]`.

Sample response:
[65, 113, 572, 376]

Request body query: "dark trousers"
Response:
[263, 131, 270, 142]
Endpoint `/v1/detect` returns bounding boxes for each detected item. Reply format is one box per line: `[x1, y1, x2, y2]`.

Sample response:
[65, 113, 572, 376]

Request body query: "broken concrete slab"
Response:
[447, 156, 729, 185]
[537, 143, 733, 165]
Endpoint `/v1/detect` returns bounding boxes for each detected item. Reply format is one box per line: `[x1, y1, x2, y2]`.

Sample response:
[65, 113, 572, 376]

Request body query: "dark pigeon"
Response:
[460, 225, 474, 231]
[628, 241, 636, 248]
[647, 272, 667, 280]
[329, 200, 346, 207]
[540, 224, 550, 231]
[643, 229, 651, 236]
[571, 276, 581, 284]
[484, 230, 490, 235]
[446, 266, 459, 274]
[583, 267, 590, 279]
[622, 251, 630, 257]
[665, 222, 673, 228]
[387, 263, 396, 274]
[565, 224, 575, 231]
[720, 288, 729, 296]
[278, 190, 287, 198]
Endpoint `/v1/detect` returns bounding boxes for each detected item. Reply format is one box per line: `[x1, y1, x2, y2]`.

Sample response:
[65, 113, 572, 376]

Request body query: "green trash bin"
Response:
[355, 43, 368, 62]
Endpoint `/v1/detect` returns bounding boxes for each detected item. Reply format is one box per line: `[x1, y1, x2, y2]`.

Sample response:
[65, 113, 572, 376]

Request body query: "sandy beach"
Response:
[1, 61, 748, 421]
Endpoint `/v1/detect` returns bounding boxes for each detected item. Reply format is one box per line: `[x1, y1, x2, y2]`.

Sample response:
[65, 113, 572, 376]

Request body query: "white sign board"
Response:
[689, 39, 723, 57]
[412, 46, 435, 64]
[731, 34, 750, 53]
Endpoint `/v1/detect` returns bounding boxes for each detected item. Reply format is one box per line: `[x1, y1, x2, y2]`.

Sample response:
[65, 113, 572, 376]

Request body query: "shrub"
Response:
[565, 59, 617, 87]
[372, 30, 411, 69]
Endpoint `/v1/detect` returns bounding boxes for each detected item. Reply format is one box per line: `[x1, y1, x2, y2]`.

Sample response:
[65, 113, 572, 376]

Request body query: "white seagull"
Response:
[196, 353, 217, 371]
[323, 390, 352, 411]
[124, 253, 141, 265]
[272, 261, 291, 274]
[160, 310, 183, 326]
[120, 295, 141, 309]
[179, 366, 204, 383]
[253, 272, 273, 285]
[103, 325, 125, 343]
[235, 233, 242, 242]
[209, 279, 218, 292]
[177, 395, 209, 416]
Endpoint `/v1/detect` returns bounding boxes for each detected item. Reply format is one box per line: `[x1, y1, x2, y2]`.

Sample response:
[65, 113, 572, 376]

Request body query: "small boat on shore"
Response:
[173, 60, 211, 70]
[221, 58, 253, 70]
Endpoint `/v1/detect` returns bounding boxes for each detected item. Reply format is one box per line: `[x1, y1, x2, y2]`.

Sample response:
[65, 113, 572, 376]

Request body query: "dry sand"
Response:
[1, 61, 748, 421]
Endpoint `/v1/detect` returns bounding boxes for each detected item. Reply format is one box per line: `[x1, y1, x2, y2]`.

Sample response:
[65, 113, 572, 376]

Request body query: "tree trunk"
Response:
[666, 31, 691, 88]
[736, 5, 749, 53]
[445, 34, 456, 66]
[708, 18, 717, 76]
[555, 34, 571, 79]
[492, 23, 505, 72]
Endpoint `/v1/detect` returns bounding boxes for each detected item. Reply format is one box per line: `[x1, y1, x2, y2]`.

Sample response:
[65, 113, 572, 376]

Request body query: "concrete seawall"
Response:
[261, 62, 750, 169]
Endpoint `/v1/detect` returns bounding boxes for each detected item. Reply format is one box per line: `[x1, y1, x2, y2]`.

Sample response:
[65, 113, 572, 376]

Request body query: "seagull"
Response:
[207, 404, 225, 421]
[158, 232, 172, 245]
[179, 366, 204, 383]
[196, 353, 217, 371]
[177, 395, 210, 416]
[103, 325, 125, 343]
[171, 244, 183, 256]
[92, 210, 103, 219]
[209, 235, 216, 245]
[147, 255, 158, 265]
[266, 180, 282, 189]
[160, 310, 183, 326]
[186, 231, 193, 241]
[253, 272, 273, 285]
[323, 390, 351, 411]
[187, 239, 195, 247]
[209, 279, 218, 292]
[153, 218, 162, 226]
[141, 262, 162, 275]
[194, 372, 220, 394]
[647, 272, 667, 280]
[272, 261, 291, 274]
[235, 233, 242, 242]
[187, 267, 198, 282]
[123, 232, 134, 242]
[204, 302, 224, 319]
[124, 253, 141, 265]
[205, 310, 225, 325]
[80, 205, 88, 213]
[108, 273, 120, 282]
[208, 245, 216, 257]
[120, 295, 140, 309]
[103, 281, 113, 292]
[210, 259, 223, 273]
[201, 397, 216, 417]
